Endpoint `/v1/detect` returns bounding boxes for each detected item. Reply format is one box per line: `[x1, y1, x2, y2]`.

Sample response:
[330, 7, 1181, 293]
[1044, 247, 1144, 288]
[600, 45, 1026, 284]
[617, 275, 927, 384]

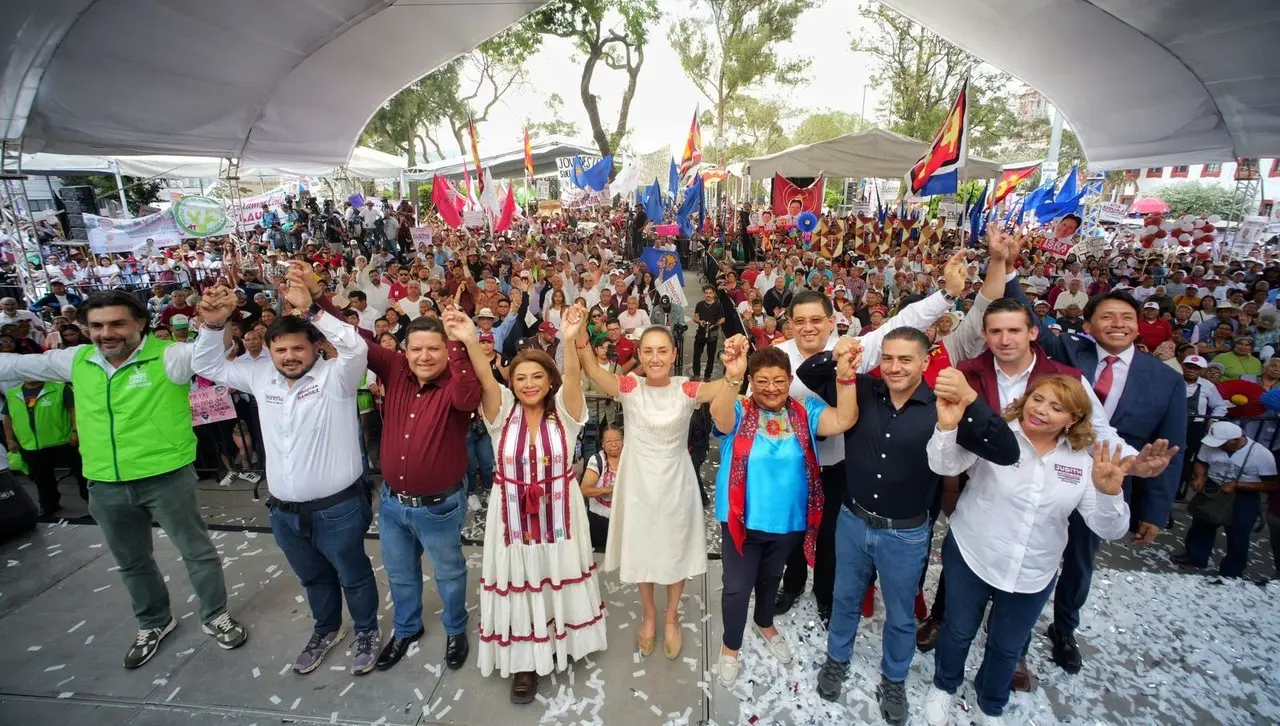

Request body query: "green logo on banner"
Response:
[172, 195, 229, 237]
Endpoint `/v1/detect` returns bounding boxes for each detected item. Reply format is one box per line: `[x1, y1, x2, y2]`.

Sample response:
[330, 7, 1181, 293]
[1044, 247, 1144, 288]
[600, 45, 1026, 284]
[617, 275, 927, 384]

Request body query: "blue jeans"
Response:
[934, 534, 1055, 717]
[826, 505, 930, 682]
[378, 483, 469, 637]
[466, 429, 494, 495]
[1184, 490, 1262, 578]
[269, 493, 379, 634]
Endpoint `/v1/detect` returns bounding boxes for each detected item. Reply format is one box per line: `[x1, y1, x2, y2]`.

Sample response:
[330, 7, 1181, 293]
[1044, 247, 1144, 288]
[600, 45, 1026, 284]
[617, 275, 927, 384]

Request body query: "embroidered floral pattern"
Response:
[618, 374, 638, 394]
[682, 380, 701, 399]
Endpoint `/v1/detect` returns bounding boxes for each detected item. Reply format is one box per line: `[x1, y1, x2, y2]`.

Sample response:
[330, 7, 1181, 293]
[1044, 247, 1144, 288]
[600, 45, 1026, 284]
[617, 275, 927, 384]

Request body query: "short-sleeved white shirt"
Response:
[1197, 439, 1278, 484]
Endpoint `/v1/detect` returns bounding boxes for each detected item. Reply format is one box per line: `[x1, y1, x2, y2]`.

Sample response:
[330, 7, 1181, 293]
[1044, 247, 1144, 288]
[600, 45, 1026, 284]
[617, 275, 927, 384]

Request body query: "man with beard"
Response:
[192, 276, 380, 675]
[0, 290, 247, 668]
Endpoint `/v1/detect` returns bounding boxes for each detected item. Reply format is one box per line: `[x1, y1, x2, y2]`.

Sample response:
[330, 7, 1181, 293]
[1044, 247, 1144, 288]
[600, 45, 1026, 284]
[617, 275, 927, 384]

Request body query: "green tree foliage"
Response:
[63, 175, 163, 216]
[851, 3, 1024, 158]
[531, 0, 662, 162]
[670, 0, 817, 162]
[1154, 182, 1254, 220]
[526, 93, 582, 138]
[790, 110, 868, 146]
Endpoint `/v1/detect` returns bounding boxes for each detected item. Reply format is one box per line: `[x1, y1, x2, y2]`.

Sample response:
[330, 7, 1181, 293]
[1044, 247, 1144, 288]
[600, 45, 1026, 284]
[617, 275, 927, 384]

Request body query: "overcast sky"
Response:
[451, 0, 884, 160]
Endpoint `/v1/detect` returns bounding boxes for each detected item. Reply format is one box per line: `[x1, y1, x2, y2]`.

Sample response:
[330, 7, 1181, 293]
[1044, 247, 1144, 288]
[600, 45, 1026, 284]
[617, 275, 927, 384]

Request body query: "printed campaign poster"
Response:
[190, 386, 236, 426]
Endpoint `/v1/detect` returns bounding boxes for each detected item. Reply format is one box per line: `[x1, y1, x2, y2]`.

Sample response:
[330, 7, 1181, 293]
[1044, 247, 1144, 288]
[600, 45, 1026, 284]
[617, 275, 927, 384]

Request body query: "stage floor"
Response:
[0, 510, 1276, 725]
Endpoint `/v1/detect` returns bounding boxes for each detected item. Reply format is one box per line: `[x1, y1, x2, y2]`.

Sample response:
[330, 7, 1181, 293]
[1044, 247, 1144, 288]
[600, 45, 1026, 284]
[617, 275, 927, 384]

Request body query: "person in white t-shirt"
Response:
[616, 295, 651, 333]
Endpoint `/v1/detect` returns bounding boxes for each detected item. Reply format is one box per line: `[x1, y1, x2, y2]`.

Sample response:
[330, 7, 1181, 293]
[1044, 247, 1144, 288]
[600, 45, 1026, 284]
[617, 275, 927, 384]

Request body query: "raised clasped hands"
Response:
[720, 334, 749, 380]
[833, 336, 861, 380]
[196, 285, 237, 326]
[441, 309, 476, 343]
[932, 367, 975, 431]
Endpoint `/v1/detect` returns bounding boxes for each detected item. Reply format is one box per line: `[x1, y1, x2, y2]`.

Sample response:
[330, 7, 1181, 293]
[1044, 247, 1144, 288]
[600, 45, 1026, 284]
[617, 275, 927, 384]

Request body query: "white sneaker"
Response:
[751, 622, 792, 664]
[922, 684, 953, 725]
[717, 652, 740, 687]
[218, 472, 238, 487]
[978, 713, 1006, 726]
[467, 494, 481, 511]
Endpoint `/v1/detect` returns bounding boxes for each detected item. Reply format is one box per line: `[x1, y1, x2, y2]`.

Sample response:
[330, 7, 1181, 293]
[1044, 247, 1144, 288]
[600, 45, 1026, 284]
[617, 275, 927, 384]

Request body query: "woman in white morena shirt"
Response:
[921, 372, 1133, 726]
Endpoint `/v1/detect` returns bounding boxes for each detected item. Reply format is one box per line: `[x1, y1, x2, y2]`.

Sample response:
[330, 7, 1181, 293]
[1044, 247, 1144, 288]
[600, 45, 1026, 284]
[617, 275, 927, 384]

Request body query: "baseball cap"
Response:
[1201, 421, 1242, 448]
[476, 308, 496, 319]
[1142, 301, 1160, 310]
[478, 332, 495, 343]
[1182, 355, 1209, 368]
[538, 321, 557, 335]
[170, 314, 189, 330]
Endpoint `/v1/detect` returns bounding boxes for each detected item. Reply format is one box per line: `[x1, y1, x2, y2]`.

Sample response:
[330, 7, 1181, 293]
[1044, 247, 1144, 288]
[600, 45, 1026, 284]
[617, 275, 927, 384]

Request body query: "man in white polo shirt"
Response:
[192, 271, 381, 676]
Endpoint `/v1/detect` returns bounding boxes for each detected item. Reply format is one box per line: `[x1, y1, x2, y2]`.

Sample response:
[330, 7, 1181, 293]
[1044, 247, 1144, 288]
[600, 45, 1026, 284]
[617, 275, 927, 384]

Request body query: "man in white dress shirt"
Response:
[192, 275, 382, 676]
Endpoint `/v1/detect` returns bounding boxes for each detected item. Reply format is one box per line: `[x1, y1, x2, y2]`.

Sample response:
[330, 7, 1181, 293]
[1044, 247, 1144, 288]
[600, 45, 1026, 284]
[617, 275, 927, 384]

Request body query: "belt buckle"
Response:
[861, 505, 888, 530]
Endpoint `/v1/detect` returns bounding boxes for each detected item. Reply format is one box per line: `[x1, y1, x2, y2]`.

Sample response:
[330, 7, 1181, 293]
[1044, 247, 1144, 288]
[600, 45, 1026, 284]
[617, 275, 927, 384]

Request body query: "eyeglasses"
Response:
[752, 379, 790, 392]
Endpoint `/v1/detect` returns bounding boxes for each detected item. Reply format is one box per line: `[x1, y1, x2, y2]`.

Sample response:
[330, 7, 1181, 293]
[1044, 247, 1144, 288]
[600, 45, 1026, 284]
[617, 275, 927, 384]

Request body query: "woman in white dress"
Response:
[452, 305, 607, 704]
[576, 322, 749, 659]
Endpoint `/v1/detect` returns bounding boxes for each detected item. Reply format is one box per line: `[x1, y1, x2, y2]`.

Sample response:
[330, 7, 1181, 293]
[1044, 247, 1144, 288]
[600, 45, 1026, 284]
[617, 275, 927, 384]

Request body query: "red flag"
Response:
[493, 184, 516, 233]
[771, 173, 825, 219]
[432, 174, 463, 228]
[523, 128, 535, 185]
[679, 110, 702, 177]
[987, 162, 1040, 210]
[468, 114, 484, 191]
[905, 80, 968, 196]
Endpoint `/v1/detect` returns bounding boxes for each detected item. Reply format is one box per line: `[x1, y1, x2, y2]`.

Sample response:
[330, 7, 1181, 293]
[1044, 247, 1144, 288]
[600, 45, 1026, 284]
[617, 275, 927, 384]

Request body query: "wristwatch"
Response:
[940, 289, 959, 305]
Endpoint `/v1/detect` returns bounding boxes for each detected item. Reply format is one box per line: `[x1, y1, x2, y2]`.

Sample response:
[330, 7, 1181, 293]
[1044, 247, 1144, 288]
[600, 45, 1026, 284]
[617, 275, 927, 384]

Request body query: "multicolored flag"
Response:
[678, 109, 702, 178]
[523, 128, 535, 185]
[988, 162, 1040, 210]
[905, 80, 969, 198]
[468, 113, 484, 192]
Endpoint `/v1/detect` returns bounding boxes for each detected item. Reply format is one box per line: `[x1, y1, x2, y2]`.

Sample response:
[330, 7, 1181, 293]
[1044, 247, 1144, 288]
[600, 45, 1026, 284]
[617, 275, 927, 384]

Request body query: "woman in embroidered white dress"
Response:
[451, 304, 606, 705]
[576, 323, 751, 660]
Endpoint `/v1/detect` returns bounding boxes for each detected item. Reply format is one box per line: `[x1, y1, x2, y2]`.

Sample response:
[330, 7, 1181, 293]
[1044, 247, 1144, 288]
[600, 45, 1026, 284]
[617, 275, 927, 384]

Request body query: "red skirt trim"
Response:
[479, 563, 599, 595]
[478, 603, 607, 645]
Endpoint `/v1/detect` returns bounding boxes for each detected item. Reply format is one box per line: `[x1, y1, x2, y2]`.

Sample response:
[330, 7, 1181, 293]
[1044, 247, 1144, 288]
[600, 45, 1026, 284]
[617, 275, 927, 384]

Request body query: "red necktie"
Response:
[1094, 355, 1119, 403]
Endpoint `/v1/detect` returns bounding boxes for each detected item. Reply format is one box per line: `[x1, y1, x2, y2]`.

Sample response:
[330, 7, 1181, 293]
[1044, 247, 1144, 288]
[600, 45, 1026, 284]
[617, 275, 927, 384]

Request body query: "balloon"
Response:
[1155, 229, 1168, 238]
[1191, 228, 1204, 239]
[1178, 233, 1191, 242]
[1208, 214, 1222, 224]
[796, 212, 819, 233]
[1202, 233, 1215, 243]
[1159, 220, 1174, 232]
[1144, 225, 1158, 235]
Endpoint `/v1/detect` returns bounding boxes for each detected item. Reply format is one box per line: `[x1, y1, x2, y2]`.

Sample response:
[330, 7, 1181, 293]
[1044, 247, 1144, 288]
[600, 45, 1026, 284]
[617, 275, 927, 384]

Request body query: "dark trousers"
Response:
[21, 444, 87, 509]
[1269, 508, 1280, 575]
[781, 461, 844, 608]
[692, 331, 718, 379]
[1183, 491, 1262, 578]
[934, 534, 1055, 717]
[269, 494, 379, 634]
[1049, 509, 1102, 637]
[588, 512, 610, 554]
[232, 397, 264, 470]
[720, 523, 802, 650]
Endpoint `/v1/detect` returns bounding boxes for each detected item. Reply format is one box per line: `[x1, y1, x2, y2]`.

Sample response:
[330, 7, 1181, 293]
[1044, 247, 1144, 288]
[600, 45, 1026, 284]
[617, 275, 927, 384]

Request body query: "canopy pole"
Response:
[111, 161, 130, 218]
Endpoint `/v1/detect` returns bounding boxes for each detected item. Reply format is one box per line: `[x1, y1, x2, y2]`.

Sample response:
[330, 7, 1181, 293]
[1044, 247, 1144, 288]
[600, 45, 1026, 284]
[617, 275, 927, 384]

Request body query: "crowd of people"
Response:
[0, 193, 1278, 724]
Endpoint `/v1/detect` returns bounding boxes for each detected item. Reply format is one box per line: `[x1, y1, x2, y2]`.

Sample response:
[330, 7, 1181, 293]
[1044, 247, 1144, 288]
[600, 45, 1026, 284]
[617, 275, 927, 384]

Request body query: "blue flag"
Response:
[676, 174, 705, 238]
[571, 155, 612, 191]
[1034, 165, 1085, 220]
[642, 180, 665, 222]
[640, 246, 685, 287]
[668, 158, 680, 198]
[969, 182, 988, 245]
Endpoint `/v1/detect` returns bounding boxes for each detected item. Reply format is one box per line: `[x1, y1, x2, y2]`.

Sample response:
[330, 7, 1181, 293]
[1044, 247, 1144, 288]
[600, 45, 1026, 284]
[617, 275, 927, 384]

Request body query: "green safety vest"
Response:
[70, 335, 197, 482]
[6, 382, 73, 451]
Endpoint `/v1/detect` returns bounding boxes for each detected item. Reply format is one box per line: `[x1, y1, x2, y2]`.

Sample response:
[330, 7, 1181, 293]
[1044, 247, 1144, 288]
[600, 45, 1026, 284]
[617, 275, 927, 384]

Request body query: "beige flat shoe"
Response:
[637, 617, 656, 657]
[663, 621, 682, 660]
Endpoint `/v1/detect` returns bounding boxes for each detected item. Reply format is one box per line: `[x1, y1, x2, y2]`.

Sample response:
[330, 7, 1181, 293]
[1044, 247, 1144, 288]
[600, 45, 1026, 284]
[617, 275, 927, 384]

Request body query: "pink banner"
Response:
[653, 223, 680, 236]
[1035, 236, 1074, 256]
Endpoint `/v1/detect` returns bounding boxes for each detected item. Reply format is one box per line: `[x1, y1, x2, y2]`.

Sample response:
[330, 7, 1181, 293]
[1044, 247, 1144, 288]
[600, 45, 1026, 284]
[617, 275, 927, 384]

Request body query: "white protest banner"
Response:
[1095, 201, 1128, 223]
[228, 187, 290, 229]
[852, 202, 873, 217]
[942, 203, 961, 229]
[84, 210, 184, 255]
[190, 386, 236, 426]
[1072, 237, 1107, 259]
[1233, 215, 1268, 255]
[462, 209, 488, 228]
[556, 155, 601, 198]
[409, 227, 433, 247]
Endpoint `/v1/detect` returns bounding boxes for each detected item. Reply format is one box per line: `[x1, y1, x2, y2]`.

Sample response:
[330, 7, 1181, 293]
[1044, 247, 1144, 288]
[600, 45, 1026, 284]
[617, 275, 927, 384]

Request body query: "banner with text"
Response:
[84, 211, 185, 255]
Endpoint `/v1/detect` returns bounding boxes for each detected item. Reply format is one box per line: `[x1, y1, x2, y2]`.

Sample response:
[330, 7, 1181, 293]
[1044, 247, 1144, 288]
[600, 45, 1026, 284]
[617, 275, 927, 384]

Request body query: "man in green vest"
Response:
[0, 290, 247, 669]
[3, 380, 87, 516]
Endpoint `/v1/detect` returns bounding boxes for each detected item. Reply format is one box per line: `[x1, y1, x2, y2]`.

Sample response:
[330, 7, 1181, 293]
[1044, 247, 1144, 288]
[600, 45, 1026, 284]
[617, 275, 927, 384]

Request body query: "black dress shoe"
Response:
[375, 627, 424, 671]
[1048, 626, 1082, 674]
[1170, 551, 1206, 568]
[445, 632, 469, 670]
[510, 670, 538, 704]
[774, 590, 800, 615]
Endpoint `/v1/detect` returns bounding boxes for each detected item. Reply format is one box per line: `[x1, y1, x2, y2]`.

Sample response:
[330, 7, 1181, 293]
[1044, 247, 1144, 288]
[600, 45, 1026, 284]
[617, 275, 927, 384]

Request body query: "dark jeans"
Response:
[21, 443, 87, 509]
[781, 461, 844, 608]
[466, 428, 494, 495]
[1268, 510, 1280, 575]
[87, 465, 228, 629]
[720, 523, 802, 650]
[588, 511, 610, 554]
[692, 331, 718, 379]
[232, 397, 264, 470]
[934, 534, 1055, 717]
[269, 493, 378, 634]
[1183, 491, 1263, 578]
[378, 483, 469, 637]
[1049, 509, 1102, 637]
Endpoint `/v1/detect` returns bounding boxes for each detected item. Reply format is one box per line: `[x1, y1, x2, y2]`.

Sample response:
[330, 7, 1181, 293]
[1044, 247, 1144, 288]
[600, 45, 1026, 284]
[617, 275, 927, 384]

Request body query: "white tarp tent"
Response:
[743, 128, 1003, 181]
[878, 0, 1280, 169]
[20, 148, 406, 180]
[2, 0, 544, 167]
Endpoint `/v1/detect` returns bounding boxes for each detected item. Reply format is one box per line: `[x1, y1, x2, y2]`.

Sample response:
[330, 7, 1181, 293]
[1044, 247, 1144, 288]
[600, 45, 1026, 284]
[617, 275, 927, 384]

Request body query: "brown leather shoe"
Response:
[511, 671, 538, 704]
[1011, 657, 1036, 692]
[915, 616, 942, 653]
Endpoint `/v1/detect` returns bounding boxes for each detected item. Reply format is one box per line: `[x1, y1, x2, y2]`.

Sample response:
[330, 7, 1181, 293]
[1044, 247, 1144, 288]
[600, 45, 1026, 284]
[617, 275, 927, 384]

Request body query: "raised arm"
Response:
[710, 335, 747, 434]
[696, 334, 752, 404]
[557, 303, 587, 422]
[856, 250, 966, 372]
[816, 337, 861, 436]
[443, 309, 501, 423]
[574, 325, 621, 399]
[0, 348, 78, 383]
[942, 238, 1007, 364]
[191, 286, 258, 391]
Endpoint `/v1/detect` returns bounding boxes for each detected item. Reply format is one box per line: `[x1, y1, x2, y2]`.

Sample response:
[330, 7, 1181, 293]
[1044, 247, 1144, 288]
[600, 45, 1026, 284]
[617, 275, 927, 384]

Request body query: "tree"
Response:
[1154, 182, 1253, 220]
[851, 3, 1024, 158]
[526, 93, 582, 138]
[707, 95, 799, 161]
[63, 175, 162, 216]
[790, 110, 867, 146]
[670, 0, 817, 162]
[532, 0, 662, 162]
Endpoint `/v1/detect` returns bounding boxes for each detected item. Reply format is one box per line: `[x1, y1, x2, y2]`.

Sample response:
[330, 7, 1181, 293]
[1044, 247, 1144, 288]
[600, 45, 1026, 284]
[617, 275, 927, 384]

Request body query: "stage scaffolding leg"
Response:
[0, 138, 42, 301]
[220, 157, 244, 242]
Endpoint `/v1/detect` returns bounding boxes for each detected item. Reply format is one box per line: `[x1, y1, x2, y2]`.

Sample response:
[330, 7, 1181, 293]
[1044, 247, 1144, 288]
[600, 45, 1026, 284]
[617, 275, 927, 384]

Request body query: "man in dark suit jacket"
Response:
[1004, 267, 1183, 678]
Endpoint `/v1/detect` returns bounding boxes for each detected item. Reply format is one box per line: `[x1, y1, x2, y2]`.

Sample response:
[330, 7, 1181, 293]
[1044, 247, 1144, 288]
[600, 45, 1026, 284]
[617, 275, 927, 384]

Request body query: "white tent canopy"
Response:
[742, 128, 1003, 181]
[878, 0, 1280, 169]
[2, 0, 543, 167]
[20, 147, 406, 180]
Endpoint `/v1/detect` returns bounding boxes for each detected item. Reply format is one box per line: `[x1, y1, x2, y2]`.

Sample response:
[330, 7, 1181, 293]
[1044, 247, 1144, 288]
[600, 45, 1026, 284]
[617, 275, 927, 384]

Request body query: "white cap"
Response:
[475, 308, 496, 319]
[1182, 355, 1209, 368]
[1201, 421, 1243, 448]
[1142, 301, 1160, 309]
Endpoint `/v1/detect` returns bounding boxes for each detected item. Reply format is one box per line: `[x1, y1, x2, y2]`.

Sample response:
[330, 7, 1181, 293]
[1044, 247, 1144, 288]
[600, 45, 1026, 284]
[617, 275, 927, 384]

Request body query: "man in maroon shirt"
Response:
[306, 267, 479, 673]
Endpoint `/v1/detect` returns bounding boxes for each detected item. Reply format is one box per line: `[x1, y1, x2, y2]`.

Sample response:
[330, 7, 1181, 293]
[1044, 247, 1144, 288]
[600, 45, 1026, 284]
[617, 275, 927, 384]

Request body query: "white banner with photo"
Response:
[84, 211, 185, 255]
[228, 187, 290, 229]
